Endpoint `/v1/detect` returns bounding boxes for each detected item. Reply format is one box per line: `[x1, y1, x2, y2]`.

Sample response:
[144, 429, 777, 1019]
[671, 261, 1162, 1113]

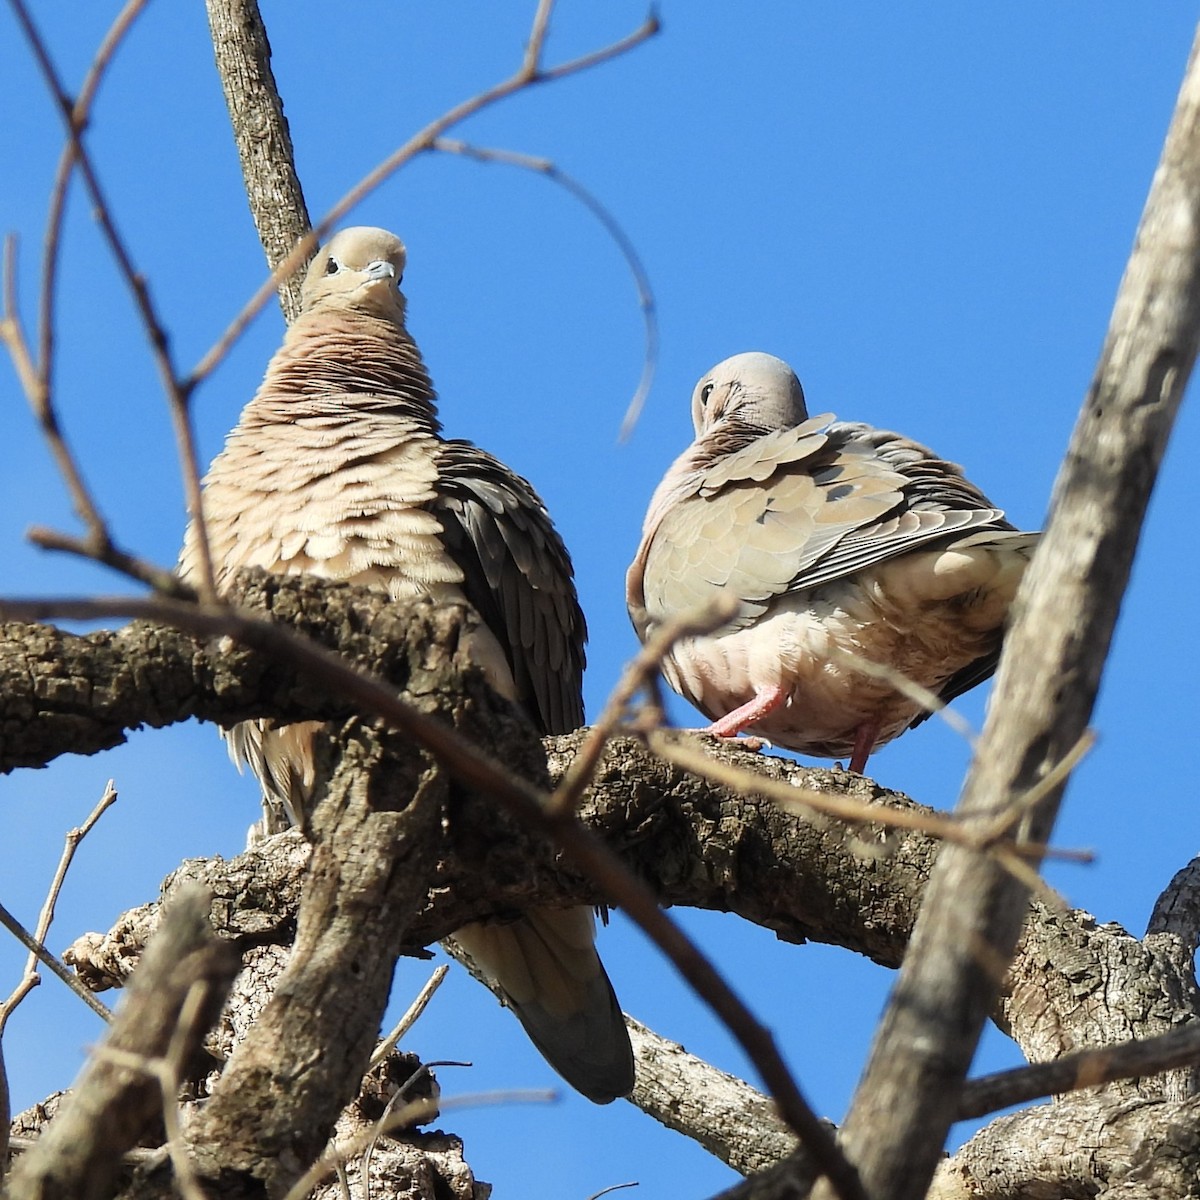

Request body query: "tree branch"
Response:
[203, 0, 311, 320]
[828, 20, 1200, 1199]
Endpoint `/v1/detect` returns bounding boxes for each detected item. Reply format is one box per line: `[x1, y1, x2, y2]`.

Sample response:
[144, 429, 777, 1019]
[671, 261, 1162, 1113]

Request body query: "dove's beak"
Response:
[363, 260, 396, 282]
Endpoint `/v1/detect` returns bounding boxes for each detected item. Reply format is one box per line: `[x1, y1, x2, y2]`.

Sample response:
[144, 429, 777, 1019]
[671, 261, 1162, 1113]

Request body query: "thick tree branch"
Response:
[203, 0, 311, 320]
[9, 579, 1200, 1193]
[829, 21, 1200, 1199]
[627, 1018, 801, 1176]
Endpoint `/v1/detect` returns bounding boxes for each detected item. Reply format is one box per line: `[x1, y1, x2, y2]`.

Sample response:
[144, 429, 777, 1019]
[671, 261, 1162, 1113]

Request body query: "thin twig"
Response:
[649, 734, 1091, 866]
[158, 981, 212, 1200]
[26, 526, 187, 595]
[7, 0, 217, 599]
[0, 899, 112, 1022]
[431, 137, 659, 440]
[975, 729, 1096, 846]
[547, 598, 738, 817]
[586, 1185, 640, 1200]
[368, 965, 449, 1070]
[0, 237, 40, 401]
[0, 780, 118, 1035]
[829, 645, 976, 746]
[186, 6, 660, 394]
[360, 1060, 466, 1195]
[39, 0, 152, 428]
[1, 237, 107, 543]
[957, 1021, 1200, 1121]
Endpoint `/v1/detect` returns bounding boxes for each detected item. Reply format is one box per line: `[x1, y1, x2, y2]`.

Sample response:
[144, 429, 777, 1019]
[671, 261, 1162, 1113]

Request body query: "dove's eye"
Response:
[324, 257, 340, 276]
[700, 383, 715, 406]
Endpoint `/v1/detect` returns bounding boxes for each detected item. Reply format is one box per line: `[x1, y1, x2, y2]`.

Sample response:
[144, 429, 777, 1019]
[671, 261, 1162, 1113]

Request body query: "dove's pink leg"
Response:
[705, 685, 787, 739]
[848, 721, 880, 775]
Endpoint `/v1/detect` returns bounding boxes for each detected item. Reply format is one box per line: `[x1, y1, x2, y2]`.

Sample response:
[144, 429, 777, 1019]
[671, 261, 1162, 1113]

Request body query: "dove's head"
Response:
[691, 352, 808, 435]
[301, 227, 408, 321]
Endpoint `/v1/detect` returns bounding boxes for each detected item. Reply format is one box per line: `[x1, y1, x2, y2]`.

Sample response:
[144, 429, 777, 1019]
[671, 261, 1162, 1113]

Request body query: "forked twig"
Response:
[0, 780, 119, 1034]
[6, 0, 216, 598]
[0, 900, 112, 1023]
[186, 5, 660, 394]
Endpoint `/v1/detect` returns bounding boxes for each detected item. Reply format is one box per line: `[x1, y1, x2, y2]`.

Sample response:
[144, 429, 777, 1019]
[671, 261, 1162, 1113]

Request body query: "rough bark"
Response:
[8, 574, 1200, 1194]
[627, 1018, 801, 1175]
[204, 0, 311, 318]
[827, 22, 1200, 1200]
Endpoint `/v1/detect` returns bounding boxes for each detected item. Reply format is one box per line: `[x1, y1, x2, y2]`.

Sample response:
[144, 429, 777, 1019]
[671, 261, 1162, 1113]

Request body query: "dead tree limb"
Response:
[830, 20, 1200, 1199]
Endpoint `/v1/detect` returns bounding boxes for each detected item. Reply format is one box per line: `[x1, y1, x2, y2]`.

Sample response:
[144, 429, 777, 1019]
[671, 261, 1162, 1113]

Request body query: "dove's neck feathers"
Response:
[248, 305, 442, 434]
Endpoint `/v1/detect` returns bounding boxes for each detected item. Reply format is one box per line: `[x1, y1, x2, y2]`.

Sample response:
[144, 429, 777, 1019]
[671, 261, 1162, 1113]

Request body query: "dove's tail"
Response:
[452, 907, 635, 1104]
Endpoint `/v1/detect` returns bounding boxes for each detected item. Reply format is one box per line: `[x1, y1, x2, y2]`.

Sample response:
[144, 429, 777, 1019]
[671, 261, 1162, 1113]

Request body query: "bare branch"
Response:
[6, 0, 216, 599]
[829, 21, 1200, 1199]
[649, 733, 1089, 866]
[24, 525, 186, 595]
[0, 578, 854, 1194]
[0, 779, 118, 1034]
[0, 899, 112, 1022]
[369, 965, 450, 1071]
[281, 1088, 554, 1200]
[958, 1022, 1200, 1121]
[548, 599, 738, 817]
[203, 0, 312, 319]
[38, 0, 152, 435]
[431, 137, 659, 440]
[627, 1017, 800, 1176]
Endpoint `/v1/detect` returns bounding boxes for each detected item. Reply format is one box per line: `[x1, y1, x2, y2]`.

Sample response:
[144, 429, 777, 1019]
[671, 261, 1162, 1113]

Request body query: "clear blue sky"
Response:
[3, 4, 1199, 1196]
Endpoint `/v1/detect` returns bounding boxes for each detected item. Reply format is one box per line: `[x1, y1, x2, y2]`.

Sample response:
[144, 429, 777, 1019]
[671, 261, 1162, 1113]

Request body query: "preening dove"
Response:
[627, 352, 1037, 774]
[181, 227, 633, 1104]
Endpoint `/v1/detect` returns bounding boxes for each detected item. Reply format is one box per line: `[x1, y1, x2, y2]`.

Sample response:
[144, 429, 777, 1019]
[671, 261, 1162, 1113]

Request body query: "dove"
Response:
[181, 226, 633, 1104]
[627, 351, 1037, 774]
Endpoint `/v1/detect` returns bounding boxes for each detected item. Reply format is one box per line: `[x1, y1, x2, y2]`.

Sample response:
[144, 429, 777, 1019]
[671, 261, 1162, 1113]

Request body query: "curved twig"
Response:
[430, 137, 659, 440]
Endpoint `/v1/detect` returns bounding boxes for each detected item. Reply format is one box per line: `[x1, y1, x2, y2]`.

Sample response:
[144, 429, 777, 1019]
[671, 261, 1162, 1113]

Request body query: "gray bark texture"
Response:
[4, 0, 1200, 1191]
[204, 0, 311, 318]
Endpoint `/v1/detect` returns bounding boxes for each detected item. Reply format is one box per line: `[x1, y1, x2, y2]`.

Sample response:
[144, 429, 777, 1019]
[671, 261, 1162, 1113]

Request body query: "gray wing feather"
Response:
[640, 417, 1015, 633]
[432, 440, 586, 736]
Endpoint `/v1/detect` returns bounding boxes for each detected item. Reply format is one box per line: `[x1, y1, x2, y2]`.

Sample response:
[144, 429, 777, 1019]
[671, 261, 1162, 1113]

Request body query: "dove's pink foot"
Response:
[705, 685, 787, 740]
[848, 721, 881, 775]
